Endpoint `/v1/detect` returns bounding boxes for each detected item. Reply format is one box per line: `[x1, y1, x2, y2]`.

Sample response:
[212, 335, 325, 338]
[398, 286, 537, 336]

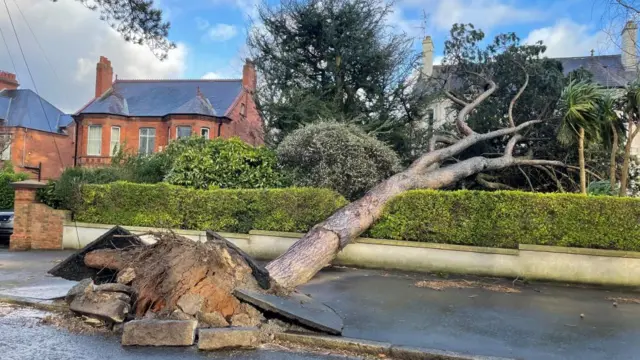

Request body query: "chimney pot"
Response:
[242, 58, 257, 91]
[95, 56, 114, 98]
[622, 21, 638, 72]
[0, 71, 19, 91]
[422, 36, 434, 77]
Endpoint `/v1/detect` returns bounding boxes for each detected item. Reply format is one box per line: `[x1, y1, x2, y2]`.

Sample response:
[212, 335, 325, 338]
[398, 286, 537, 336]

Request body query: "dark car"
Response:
[0, 210, 14, 237]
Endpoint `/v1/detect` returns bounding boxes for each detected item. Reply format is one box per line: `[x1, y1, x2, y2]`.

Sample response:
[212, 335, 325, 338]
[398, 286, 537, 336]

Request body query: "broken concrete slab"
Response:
[121, 319, 197, 346]
[93, 283, 133, 295]
[197, 311, 229, 328]
[176, 293, 203, 316]
[65, 278, 94, 305]
[206, 230, 270, 290]
[69, 291, 131, 323]
[233, 289, 343, 335]
[48, 226, 143, 283]
[198, 327, 260, 350]
[274, 332, 391, 357]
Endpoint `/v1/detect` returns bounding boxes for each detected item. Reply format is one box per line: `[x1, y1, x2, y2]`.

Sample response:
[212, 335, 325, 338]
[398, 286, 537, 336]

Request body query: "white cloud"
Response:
[524, 20, 610, 58]
[399, 0, 543, 33]
[195, 17, 210, 31]
[201, 72, 223, 79]
[0, 0, 187, 113]
[205, 24, 239, 42]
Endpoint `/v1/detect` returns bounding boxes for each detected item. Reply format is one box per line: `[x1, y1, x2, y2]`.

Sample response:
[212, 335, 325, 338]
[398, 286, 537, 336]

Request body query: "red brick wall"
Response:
[224, 89, 264, 145]
[10, 185, 66, 251]
[2, 126, 75, 180]
[77, 114, 227, 166]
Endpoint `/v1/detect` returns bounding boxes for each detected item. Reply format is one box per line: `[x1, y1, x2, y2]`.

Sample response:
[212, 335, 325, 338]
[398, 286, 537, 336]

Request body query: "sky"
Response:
[0, 0, 631, 113]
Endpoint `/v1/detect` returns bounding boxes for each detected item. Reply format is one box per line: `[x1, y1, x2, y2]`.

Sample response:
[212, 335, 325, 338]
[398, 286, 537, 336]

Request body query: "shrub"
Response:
[50, 167, 129, 211]
[368, 190, 640, 251]
[0, 164, 29, 209]
[112, 148, 172, 184]
[165, 137, 286, 189]
[277, 122, 401, 200]
[76, 182, 347, 233]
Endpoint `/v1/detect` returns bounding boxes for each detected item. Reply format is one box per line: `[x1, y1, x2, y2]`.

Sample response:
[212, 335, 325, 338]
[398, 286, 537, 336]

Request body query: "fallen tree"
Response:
[265, 26, 565, 288]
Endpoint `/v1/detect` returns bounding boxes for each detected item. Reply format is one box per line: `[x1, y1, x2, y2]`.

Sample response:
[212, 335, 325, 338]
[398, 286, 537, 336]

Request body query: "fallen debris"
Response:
[198, 327, 261, 350]
[606, 296, 640, 304]
[69, 291, 131, 323]
[415, 279, 521, 293]
[122, 319, 197, 346]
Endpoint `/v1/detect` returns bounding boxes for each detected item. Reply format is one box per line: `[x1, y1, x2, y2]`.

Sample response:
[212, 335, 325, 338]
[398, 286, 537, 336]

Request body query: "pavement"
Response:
[2, 250, 640, 359]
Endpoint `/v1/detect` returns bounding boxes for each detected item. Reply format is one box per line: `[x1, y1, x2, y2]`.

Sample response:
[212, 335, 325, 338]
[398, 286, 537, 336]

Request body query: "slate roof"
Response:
[0, 89, 73, 134]
[78, 79, 243, 117]
[555, 55, 636, 88]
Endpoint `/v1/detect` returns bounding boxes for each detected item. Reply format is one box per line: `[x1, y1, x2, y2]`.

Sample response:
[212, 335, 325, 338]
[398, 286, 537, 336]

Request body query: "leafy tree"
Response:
[249, 0, 420, 143]
[52, 0, 175, 59]
[557, 80, 604, 194]
[276, 122, 401, 199]
[619, 80, 640, 195]
[165, 137, 285, 189]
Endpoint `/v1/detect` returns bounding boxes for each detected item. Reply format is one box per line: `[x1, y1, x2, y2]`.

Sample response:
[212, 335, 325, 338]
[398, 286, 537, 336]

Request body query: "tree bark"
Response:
[578, 127, 587, 195]
[619, 122, 640, 196]
[610, 124, 619, 192]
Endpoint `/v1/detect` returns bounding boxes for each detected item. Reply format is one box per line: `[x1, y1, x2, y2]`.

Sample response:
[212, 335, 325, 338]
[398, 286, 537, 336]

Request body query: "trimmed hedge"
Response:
[368, 190, 640, 251]
[0, 170, 29, 210]
[76, 182, 348, 233]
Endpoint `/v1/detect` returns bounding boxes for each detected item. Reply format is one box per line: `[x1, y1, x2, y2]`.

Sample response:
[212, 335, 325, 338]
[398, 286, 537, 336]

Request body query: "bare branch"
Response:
[428, 134, 458, 152]
[455, 74, 497, 136]
[518, 166, 535, 192]
[475, 173, 515, 190]
[411, 119, 542, 172]
[444, 90, 469, 107]
[508, 61, 529, 128]
[505, 134, 524, 156]
[614, 0, 640, 13]
[513, 159, 565, 167]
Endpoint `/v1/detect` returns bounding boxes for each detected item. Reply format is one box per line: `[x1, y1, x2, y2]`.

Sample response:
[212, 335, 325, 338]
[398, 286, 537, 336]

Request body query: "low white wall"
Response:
[63, 222, 640, 287]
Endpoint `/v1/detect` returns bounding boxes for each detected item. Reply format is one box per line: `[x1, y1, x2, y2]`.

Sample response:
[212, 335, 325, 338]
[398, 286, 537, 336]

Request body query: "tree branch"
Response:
[454, 73, 497, 136]
[508, 61, 529, 128]
[475, 173, 515, 190]
[505, 134, 524, 156]
[444, 90, 469, 107]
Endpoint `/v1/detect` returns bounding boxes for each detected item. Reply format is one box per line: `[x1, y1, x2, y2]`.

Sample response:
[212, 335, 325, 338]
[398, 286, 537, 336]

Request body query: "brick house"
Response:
[0, 71, 75, 180]
[73, 57, 263, 167]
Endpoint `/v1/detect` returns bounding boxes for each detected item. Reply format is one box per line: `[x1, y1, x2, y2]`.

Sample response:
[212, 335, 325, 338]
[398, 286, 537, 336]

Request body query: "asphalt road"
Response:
[3, 250, 640, 359]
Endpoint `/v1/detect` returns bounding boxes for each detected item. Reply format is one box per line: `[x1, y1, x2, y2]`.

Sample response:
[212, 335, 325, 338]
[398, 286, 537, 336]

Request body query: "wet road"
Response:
[3, 250, 640, 359]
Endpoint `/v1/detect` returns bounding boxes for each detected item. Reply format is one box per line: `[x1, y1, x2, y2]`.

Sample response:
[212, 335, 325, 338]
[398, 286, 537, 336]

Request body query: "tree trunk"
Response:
[267, 152, 561, 288]
[610, 124, 618, 192]
[619, 122, 640, 197]
[578, 127, 586, 195]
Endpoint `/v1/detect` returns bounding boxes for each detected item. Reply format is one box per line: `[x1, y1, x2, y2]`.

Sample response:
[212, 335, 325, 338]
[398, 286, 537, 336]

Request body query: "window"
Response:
[110, 126, 121, 156]
[201, 127, 210, 139]
[87, 125, 102, 156]
[0, 134, 10, 161]
[139, 128, 156, 156]
[176, 126, 192, 139]
[240, 104, 246, 119]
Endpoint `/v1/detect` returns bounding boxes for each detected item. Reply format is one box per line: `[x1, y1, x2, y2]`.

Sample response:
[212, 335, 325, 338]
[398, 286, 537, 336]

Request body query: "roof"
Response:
[78, 79, 243, 117]
[0, 89, 73, 133]
[555, 55, 636, 88]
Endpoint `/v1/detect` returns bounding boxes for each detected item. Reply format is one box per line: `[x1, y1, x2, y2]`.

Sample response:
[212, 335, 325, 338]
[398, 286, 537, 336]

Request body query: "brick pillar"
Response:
[10, 180, 64, 251]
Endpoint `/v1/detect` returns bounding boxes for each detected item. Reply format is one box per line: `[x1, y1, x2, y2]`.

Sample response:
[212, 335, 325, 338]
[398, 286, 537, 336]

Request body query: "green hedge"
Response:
[0, 171, 29, 210]
[76, 182, 348, 233]
[368, 190, 640, 251]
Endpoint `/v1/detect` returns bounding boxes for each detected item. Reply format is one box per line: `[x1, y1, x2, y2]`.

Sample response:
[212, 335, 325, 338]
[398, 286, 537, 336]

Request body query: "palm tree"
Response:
[619, 81, 640, 196]
[558, 80, 603, 195]
[596, 94, 625, 192]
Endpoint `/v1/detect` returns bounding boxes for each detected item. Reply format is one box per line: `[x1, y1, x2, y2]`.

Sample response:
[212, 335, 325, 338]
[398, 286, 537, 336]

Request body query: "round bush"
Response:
[277, 122, 402, 199]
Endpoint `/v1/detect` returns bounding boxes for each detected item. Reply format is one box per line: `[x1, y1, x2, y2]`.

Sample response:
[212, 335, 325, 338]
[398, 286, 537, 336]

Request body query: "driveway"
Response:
[2, 250, 640, 359]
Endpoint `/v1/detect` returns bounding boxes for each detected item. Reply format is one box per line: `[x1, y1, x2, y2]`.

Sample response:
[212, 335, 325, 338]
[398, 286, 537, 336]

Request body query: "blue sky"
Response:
[0, 0, 634, 112]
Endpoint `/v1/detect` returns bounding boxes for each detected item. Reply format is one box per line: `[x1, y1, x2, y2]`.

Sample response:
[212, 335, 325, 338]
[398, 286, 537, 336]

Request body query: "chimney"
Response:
[622, 21, 638, 72]
[422, 36, 434, 77]
[95, 56, 114, 98]
[0, 71, 19, 91]
[242, 59, 257, 91]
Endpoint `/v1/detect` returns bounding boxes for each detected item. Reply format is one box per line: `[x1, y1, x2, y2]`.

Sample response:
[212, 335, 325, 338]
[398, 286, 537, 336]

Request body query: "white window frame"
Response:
[201, 127, 210, 139]
[110, 126, 121, 156]
[87, 125, 102, 156]
[176, 126, 192, 139]
[139, 127, 156, 156]
[0, 134, 11, 161]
